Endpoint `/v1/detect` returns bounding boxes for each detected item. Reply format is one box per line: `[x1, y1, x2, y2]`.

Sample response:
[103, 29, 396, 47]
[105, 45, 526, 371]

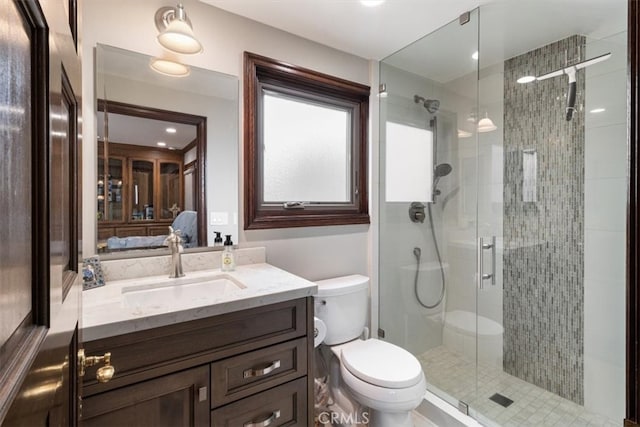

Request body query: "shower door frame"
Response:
[626, 0, 640, 425]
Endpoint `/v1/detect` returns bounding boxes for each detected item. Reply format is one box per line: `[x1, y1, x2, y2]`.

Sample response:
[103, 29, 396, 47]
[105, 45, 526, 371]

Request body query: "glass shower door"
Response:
[378, 8, 480, 413]
[471, 4, 627, 425]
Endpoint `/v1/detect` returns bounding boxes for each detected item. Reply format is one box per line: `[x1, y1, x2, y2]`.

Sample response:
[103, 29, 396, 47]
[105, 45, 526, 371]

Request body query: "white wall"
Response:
[82, 0, 371, 281]
[583, 31, 627, 421]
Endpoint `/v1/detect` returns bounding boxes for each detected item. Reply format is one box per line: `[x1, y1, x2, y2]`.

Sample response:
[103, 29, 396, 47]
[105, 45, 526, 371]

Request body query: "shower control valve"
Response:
[409, 202, 426, 223]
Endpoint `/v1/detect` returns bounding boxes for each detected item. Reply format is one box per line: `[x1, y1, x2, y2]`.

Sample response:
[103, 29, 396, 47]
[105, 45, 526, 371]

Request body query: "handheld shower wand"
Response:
[432, 163, 453, 199]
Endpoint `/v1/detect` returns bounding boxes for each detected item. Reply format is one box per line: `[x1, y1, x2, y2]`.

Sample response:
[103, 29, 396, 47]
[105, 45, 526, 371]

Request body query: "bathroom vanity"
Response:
[80, 262, 316, 426]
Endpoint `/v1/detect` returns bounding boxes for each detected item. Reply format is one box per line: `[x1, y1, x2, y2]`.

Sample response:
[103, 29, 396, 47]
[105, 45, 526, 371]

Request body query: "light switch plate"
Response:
[209, 211, 229, 225]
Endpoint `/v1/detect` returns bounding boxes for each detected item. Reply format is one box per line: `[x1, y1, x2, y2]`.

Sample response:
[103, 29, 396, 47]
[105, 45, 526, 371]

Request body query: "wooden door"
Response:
[0, 0, 83, 425]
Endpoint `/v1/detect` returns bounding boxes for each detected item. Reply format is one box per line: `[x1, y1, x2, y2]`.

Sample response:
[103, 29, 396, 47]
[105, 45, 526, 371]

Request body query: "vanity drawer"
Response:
[211, 337, 307, 408]
[211, 378, 307, 427]
[83, 299, 307, 395]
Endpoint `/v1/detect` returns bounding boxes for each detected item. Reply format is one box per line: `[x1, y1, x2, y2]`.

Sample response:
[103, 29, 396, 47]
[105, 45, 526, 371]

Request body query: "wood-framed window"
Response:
[243, 52, 370, 229]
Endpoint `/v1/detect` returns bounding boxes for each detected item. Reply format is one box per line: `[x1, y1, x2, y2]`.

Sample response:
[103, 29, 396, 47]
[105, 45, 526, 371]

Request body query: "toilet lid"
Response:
[340, 340, 423, 389]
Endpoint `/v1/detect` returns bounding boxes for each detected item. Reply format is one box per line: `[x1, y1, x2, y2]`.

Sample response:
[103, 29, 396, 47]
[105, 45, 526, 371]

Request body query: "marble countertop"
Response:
[82, 263, 317, 342]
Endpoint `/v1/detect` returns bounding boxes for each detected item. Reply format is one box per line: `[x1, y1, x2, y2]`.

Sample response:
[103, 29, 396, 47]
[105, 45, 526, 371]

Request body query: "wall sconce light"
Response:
[155, 4, 203, 55]
[477, 112, 497, 133]
[150, 58, 191, 77]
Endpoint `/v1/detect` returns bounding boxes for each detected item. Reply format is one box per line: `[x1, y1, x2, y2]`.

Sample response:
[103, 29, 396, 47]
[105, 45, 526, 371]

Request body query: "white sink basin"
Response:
[122, 274, 246, 312]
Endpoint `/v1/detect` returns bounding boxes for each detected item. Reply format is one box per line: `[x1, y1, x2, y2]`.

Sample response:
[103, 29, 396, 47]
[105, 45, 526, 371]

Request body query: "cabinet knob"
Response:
[78, 349, 116, 383]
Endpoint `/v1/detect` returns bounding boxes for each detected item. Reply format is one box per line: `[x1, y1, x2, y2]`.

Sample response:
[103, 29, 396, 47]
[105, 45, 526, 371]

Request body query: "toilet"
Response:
[314, 275, 427, 427]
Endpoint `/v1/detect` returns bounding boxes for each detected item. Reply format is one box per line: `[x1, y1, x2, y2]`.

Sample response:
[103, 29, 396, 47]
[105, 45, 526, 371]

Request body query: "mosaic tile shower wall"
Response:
[503, 35, 585, 404]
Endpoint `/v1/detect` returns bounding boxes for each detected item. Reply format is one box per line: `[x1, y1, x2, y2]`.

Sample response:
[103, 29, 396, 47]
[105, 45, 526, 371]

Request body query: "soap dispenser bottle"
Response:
[221, 235, 235, 272]
[213, 231, 223, 247]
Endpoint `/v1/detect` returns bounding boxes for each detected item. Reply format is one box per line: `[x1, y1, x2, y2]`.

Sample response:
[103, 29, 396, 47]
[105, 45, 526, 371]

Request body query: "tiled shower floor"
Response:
[417, 346, 619, 427]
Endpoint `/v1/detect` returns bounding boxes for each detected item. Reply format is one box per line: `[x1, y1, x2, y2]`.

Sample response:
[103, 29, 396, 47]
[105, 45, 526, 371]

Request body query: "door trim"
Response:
[0, 0, 50, 422]
[628, 0, 640, 425]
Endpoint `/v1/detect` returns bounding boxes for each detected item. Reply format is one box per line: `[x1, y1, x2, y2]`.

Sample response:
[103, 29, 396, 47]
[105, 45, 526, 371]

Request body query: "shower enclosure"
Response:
[378, 3, 627, 426]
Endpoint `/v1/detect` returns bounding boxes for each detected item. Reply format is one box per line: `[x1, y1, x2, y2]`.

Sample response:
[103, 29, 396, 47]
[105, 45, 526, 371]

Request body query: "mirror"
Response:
[95, 44, 238, 254]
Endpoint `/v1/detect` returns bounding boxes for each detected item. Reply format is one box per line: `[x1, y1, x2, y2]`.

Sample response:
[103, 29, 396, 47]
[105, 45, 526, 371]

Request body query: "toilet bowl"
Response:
[315, 275, 426, 427]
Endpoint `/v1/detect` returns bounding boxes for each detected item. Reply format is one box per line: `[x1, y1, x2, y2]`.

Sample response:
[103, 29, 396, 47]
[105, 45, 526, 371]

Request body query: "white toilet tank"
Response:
[314, 275, 369, 345]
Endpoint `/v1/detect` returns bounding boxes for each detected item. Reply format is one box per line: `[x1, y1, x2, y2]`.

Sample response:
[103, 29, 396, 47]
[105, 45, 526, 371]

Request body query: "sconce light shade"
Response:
[155, 4, 203, 55]
[477, 113, 497, 133]
[457, 129, 472, 138]
[150, 58, 191, 77]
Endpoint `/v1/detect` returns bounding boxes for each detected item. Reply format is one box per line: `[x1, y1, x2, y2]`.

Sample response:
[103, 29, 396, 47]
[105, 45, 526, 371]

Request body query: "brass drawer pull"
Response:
[243, 360, 281, 378]
[244, 410, 281, 427]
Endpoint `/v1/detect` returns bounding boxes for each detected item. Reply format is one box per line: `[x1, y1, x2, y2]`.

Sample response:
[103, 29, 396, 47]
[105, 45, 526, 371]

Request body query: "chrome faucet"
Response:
[164, 226, 185, 278]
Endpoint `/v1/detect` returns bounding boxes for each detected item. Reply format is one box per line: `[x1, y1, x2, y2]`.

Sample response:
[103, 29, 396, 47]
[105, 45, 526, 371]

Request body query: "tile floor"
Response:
[417, 346, 619, 427]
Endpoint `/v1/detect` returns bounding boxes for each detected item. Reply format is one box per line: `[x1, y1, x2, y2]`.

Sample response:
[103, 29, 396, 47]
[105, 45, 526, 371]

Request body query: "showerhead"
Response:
[434, 163, 452, 178]
[432, 163, 453, 202]
[413, 94, 440, 114]
[424, 99, 440, 114]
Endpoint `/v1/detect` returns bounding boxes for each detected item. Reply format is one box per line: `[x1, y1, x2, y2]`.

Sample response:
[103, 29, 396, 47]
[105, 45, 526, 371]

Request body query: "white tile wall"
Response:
[585, 124, 627, 179]
[583, 33, 627, 422]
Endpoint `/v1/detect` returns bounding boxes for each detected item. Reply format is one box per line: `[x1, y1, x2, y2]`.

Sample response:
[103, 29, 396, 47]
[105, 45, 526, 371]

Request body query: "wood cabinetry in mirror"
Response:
[96, 99, 206, 252]
[97, 141, 184, 247]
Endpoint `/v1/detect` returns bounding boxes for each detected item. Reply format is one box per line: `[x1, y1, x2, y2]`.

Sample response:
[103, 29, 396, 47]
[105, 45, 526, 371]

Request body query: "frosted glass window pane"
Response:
[385, 122, 433, 202]
[263, 93, 350, 202]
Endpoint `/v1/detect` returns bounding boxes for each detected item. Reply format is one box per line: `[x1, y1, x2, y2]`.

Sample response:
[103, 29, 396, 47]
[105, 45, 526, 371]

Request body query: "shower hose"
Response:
[414, 203, 445, 309]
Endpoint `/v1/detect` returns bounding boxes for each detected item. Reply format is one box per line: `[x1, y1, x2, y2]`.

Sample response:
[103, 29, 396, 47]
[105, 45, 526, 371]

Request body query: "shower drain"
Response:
[489, 393, 514, 408]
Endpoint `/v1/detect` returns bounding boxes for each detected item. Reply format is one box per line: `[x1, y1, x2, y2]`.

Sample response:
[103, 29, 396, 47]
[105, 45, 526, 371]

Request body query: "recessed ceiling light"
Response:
[157, 141, 167, 147]
[517, 75, 536, 84]
[360, 0, 385, 7]
[166, 127, 177, 133]
[590, 108, 606, 113]
[472, 51, 479, 60]
[168, 147, 177, 150]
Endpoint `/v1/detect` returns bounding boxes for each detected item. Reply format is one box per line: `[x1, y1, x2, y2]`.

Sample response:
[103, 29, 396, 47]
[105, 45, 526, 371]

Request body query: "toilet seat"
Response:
[340, 339, 423, 389]
[339, 361, 427, 412]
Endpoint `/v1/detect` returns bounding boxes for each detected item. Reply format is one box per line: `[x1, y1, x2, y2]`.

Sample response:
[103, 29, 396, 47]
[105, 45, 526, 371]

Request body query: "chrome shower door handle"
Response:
[484, 236, 496, 286]
[477, 237, 485, 290]
[478, 236, 497, 289]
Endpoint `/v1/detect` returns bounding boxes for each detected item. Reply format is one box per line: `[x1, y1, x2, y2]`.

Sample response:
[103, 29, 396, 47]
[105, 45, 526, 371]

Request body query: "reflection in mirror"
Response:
[96, 100, 204, 252]
[95, 44, 238, 255]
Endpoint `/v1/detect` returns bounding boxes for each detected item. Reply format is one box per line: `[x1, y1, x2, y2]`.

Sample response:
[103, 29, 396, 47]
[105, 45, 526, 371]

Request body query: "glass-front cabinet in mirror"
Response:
[131, 159, 154, 220]
[97, 137, 185, 246]
[95, 44, 239, 254]
[160, 161, 182, 220]
[97, 156, 124, 222]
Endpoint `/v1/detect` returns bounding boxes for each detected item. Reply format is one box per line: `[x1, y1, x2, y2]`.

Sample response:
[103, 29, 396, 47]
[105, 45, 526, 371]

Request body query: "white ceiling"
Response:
[384, 0, 627, 84]
[199, 0, 626, 62]
[200, 0, 490, 60]
[97, 112, 197, 150]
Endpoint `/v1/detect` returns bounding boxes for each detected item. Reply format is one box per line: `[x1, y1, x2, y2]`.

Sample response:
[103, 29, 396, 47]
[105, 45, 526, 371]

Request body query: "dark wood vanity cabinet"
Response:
[81, 298, 314, 426]
[82, 366, 210, 426]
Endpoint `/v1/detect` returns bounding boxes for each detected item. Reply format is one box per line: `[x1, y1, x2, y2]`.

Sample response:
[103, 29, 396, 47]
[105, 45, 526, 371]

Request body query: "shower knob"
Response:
[409, 202, 426, 223]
